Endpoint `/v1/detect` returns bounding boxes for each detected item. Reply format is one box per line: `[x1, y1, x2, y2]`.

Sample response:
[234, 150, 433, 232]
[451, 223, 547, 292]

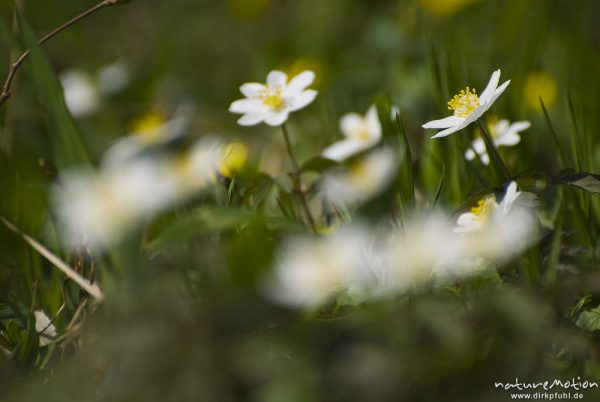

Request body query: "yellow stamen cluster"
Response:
[130, 112, 167, 144]
[447, 87, 480, 118]
[260, 86, 285, 109]
[470, 195, 497, 223]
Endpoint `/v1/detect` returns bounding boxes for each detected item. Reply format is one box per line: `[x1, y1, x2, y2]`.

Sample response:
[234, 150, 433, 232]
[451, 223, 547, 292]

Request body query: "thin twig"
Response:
[0, 216, 104, 302]
[281, 123, 317, 232]
[0, 0, 128, 108]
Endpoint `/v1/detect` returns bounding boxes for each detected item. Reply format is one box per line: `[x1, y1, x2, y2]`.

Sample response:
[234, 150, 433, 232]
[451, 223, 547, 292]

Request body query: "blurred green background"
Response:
[1, 0, 600, 401]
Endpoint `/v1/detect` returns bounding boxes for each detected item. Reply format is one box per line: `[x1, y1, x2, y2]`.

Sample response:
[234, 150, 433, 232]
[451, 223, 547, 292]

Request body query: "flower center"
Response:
[348, 124, 372, 141]
[260, 86, 285, 109]
[447, 87, 480, 118]
[470, 195, 497, 223]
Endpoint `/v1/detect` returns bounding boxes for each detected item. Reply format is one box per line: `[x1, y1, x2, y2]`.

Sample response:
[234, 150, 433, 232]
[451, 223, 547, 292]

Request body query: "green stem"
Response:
[477, 119, 511, 181]
[281, 124, 317, 232]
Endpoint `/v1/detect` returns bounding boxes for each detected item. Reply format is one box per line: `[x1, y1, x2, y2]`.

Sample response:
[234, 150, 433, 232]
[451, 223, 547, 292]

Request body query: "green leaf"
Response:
[557, 171, 600, 194]
[394, 113, 415, 208]
[16, 11, 91, 169]
[576, 306, 600, 332]
[14, 311, 39, 369]
[431, 164, 445, 210]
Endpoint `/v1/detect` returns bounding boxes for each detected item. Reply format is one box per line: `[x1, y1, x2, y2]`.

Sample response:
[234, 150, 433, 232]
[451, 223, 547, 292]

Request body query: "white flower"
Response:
[322, 106, 382, 162]
[34, 310, 57, 347]
[102, 103, 196, 167]
[229, 70, 318, 126]
[53, 160, 177, 248]
[465, 118, 531, 165]
[422, 69, 510, 138]
[450, 182, 540, 266]
[454, 181, 521, 234]
[60, 62, 131, 118]
[59, 70, 100, 118]
[53, 138, 227, 248]
[96, 61, 131, 95]
[264, 225, 372, 309]
[381, 213, 462, 295]
[320, 147, 397, 207]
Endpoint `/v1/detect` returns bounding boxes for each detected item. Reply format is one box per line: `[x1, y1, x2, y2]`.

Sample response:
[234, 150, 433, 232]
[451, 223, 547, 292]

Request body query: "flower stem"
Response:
[281, 123, 317, 232]
[477, 119, 511, 181]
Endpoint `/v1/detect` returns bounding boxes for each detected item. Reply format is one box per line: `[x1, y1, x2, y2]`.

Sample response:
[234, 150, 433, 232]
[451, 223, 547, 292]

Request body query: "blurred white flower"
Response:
[422, 69, 510, 138]
[53, 160, 176, 247]
[264, 225, 373, 308]
[52, 138, 225, 248]
[381, 214, 461, 295]
[465, 118, 531, 165]
[453, 181, 539, 264]
[102, 103, 196, 167]
[322, 105, 382, 162]
[96, 61, 131, 95]
[34, 310, 57, 347]
[59, 70, 100, 118]
[229, 70, 317, 126]
[320, 147, 397, 207]
[60, 61, 131, 118]
[167, 138, 225, 195]
[454, 181, 520, 234]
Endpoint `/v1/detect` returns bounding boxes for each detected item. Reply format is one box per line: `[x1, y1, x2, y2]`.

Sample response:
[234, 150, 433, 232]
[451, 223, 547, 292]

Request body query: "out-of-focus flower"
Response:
[219, 142, 249, 178]
[59, 61, 131, 118]
[96, 61, 131, 95]
[454, 181, 521, 234]
[168, 138, 225, 194]
[60, 70, 100, 118]
[419, 0, 478, 17]
[53, 160, 177, 247]
[322, 106, 382, 162]
[229, 70, 317, 126]
[264, 225, 373, 308]
[53, 138, 225, 248]
[523, 71, 558, 111]
[465, 118, 531, 165]
[320, 147, 397, 207]
[423, 69, 510, 138]
[34, 310, 57, 347]
[102, 103, 196, 167]
[380, 213, 460, 295]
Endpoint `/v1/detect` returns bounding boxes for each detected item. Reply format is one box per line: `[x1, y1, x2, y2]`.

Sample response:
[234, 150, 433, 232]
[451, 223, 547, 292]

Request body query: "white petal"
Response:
[238, 113, 265, 126]
[229, 98, 262, 114]
[422, 115, 464, 129]
[465, 149, 476, 160]
[240, 83, 265, 98]
[494, 132, 521, 147]
[508, 121, 531, 133]
[267, 70, 288, 87]
[482, 80, 510, 111]
[430, 124, 463, 138]
[322, 139, 371, 162]
[480, 152, 490, 165]
[472, 138, 486, 154]
[286, 70, 315, 94]
[498, 181, 521, 217]
[479, 69, 501, 104]
[264, 111, 289, 126]
[340, 114, 364, 138]
[365, 106, 382, 140]
[287, 90, 317, 112]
